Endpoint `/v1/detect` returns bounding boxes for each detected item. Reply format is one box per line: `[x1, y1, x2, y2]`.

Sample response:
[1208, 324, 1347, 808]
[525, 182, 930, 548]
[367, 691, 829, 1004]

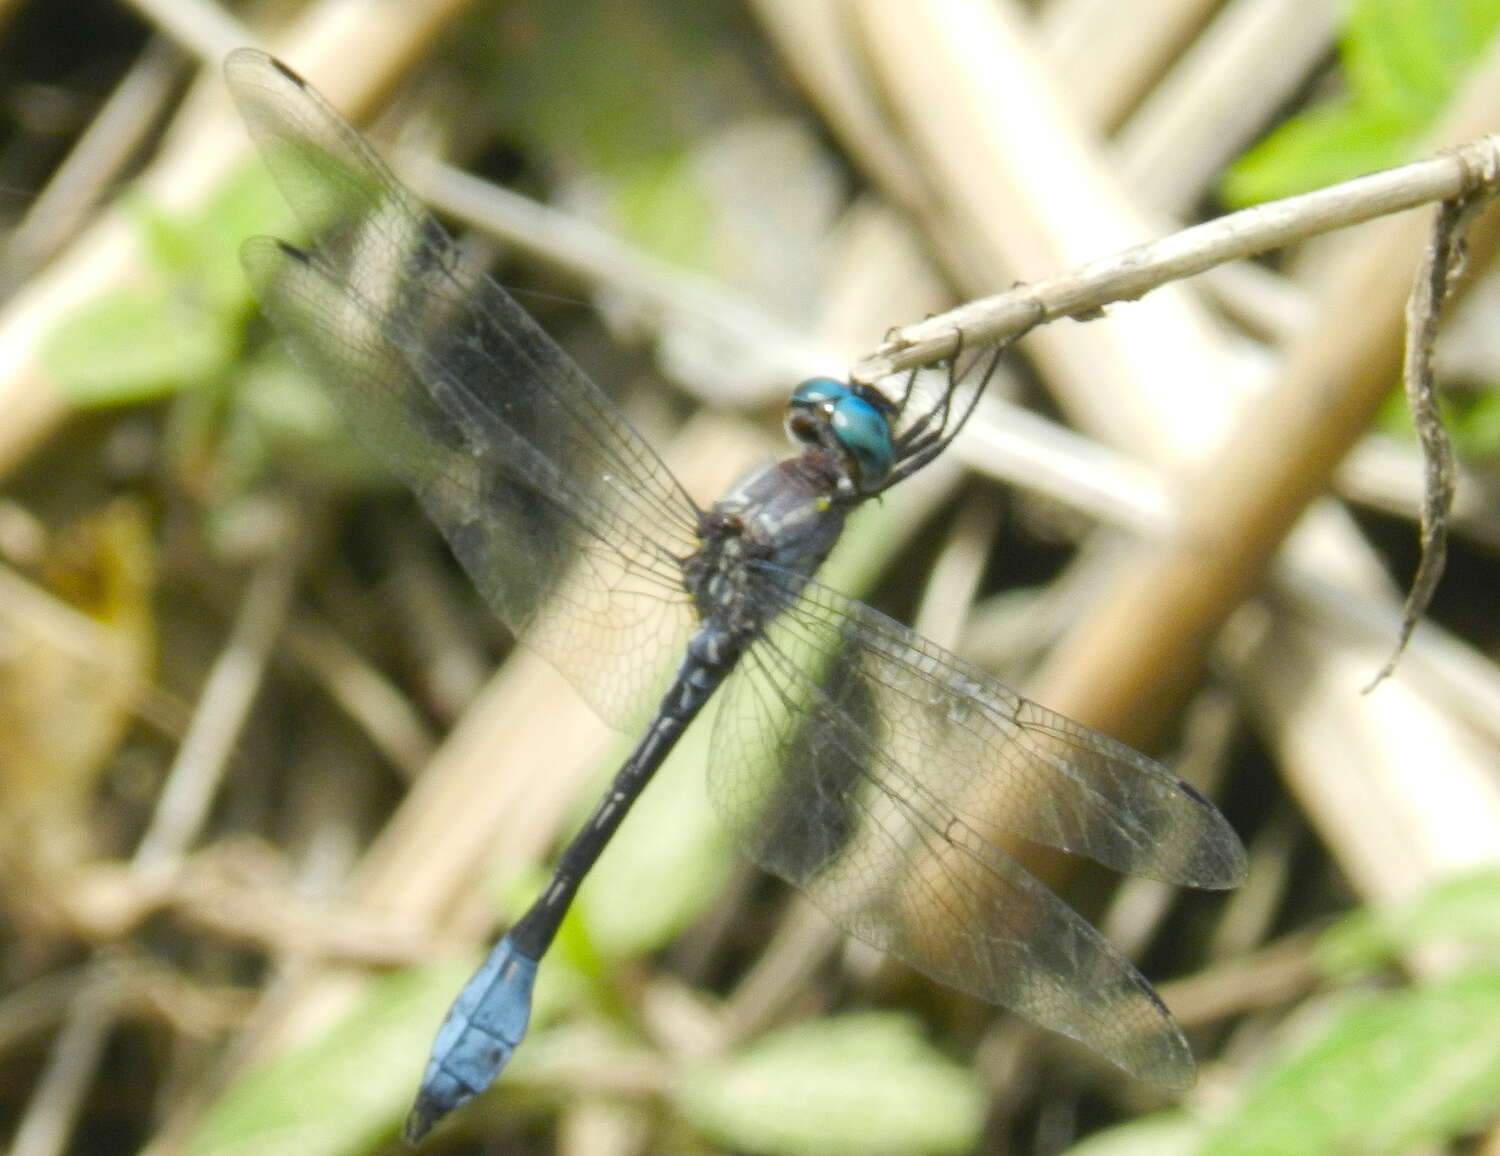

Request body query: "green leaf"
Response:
[1062, 1111, 1208, 1156]
[186, 161, 300, 311]
[132, 194, 201, 278]
[1220, 104, 1418, 206]
[129, 162, 291, 308]
[1319, 868, 1500, 974]
[1201, 969, 1500, 1156]
[462, 0, 762, 272]
[45, 160, 295, 408]
[44, 286, 240, 405]
[611, 153, 715, 271]
[220, 350, 385, 492]
[181, 960, 477, 1156]
[674, 1013, 985, 1156]
[1223, 0, 1500, 205]
[1343, 0, 1500, 111]
[1452, 388, 1500, 458]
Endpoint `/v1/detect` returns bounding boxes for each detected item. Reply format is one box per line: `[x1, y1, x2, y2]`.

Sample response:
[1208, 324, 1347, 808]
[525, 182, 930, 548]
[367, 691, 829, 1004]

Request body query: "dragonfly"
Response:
[225, 48, 1247, 1143]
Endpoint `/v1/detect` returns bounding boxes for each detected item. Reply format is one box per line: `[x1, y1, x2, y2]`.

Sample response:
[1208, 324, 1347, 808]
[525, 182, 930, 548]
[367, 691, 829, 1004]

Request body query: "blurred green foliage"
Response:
[1319, 867, 1500, 973]
[1199, 968, 1500, 1156]
[673, 1013, 986, 1156]
[1223, 0, 1500, 205]
[1376, 383, 1500, 463]
[1073, 870, 1500, 1156]
[43, 164, 287, 406]
[463, 0, 761, 269]
[1227, 0, 1500, 460]
[181, 961, 478, 1156]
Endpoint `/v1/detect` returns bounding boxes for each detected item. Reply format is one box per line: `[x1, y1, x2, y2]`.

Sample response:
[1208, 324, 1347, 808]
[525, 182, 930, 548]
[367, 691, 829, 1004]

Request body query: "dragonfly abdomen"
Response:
[407, 624, 742, 1140]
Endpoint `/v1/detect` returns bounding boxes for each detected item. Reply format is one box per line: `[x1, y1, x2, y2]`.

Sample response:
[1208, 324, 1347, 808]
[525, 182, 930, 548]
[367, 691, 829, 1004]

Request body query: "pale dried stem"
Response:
[1035, 115, 1500, 744]
[121, 0, 253, 62]
[954, 397, 1500, 749]
[2, 40, 183, 284]
[282, 616, 437, 779]
[854, 139, 1500, 384]
[132, 543, 299, 872]
[1038, 0, 1219, 130]
[853, 0, 1241, 466]
[1113, 0, 1337, 215]
[10, 985, 110, 1156]
[413, 157, 835, 399]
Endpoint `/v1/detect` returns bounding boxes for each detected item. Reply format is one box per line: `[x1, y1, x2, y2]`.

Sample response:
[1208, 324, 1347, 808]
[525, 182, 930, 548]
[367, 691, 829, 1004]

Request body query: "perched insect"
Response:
[226, 47, 1246, 1141]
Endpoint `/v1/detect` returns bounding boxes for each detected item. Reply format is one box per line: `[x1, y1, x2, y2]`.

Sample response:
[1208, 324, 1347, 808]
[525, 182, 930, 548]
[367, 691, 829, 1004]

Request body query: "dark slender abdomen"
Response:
[406, 624, 742, 1141]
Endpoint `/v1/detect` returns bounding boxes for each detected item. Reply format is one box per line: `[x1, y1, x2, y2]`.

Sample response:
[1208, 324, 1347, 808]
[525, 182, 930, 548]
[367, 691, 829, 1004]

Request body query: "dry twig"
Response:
[1366, 189, 1494, 690]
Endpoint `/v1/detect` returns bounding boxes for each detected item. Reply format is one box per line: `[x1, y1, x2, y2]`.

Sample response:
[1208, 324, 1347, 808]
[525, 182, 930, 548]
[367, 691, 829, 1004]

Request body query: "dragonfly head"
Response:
[786, 377, 898, 496]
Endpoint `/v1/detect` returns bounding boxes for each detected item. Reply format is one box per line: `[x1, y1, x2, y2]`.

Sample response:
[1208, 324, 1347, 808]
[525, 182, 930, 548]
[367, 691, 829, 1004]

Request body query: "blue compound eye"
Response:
[786, 377, 847, 448]
[787, 377, 895, 490]
[789, 376, 847, 409]
[828, 390, 895, 488]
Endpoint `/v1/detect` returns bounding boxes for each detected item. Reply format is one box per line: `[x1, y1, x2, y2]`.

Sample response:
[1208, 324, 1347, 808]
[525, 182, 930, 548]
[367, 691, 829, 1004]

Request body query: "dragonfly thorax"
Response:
[685, 455, 850, 640]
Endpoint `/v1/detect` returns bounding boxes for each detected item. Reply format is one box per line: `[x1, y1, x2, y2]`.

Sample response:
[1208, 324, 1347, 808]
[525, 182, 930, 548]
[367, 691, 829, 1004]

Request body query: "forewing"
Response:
[742, 569, 1245, 886]
[707, 566, 1246, 1085]
[227, 50, 700, 722]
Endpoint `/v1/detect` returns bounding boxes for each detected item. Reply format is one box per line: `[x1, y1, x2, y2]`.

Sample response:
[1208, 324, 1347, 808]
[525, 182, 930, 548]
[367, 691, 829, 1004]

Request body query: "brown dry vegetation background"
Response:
[3, 1, 1500, 1155]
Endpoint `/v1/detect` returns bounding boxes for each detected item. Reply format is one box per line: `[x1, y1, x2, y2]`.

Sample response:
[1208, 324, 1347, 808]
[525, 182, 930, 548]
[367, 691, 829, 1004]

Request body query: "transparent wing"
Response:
[227, 49, 700, 723]
[709, 565, 1247, 1085]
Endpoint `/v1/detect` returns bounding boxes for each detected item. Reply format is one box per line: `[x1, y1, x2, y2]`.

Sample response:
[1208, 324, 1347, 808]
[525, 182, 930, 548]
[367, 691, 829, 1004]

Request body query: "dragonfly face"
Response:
[785, 376, 899, 496]
[686, 375, 912, 641]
